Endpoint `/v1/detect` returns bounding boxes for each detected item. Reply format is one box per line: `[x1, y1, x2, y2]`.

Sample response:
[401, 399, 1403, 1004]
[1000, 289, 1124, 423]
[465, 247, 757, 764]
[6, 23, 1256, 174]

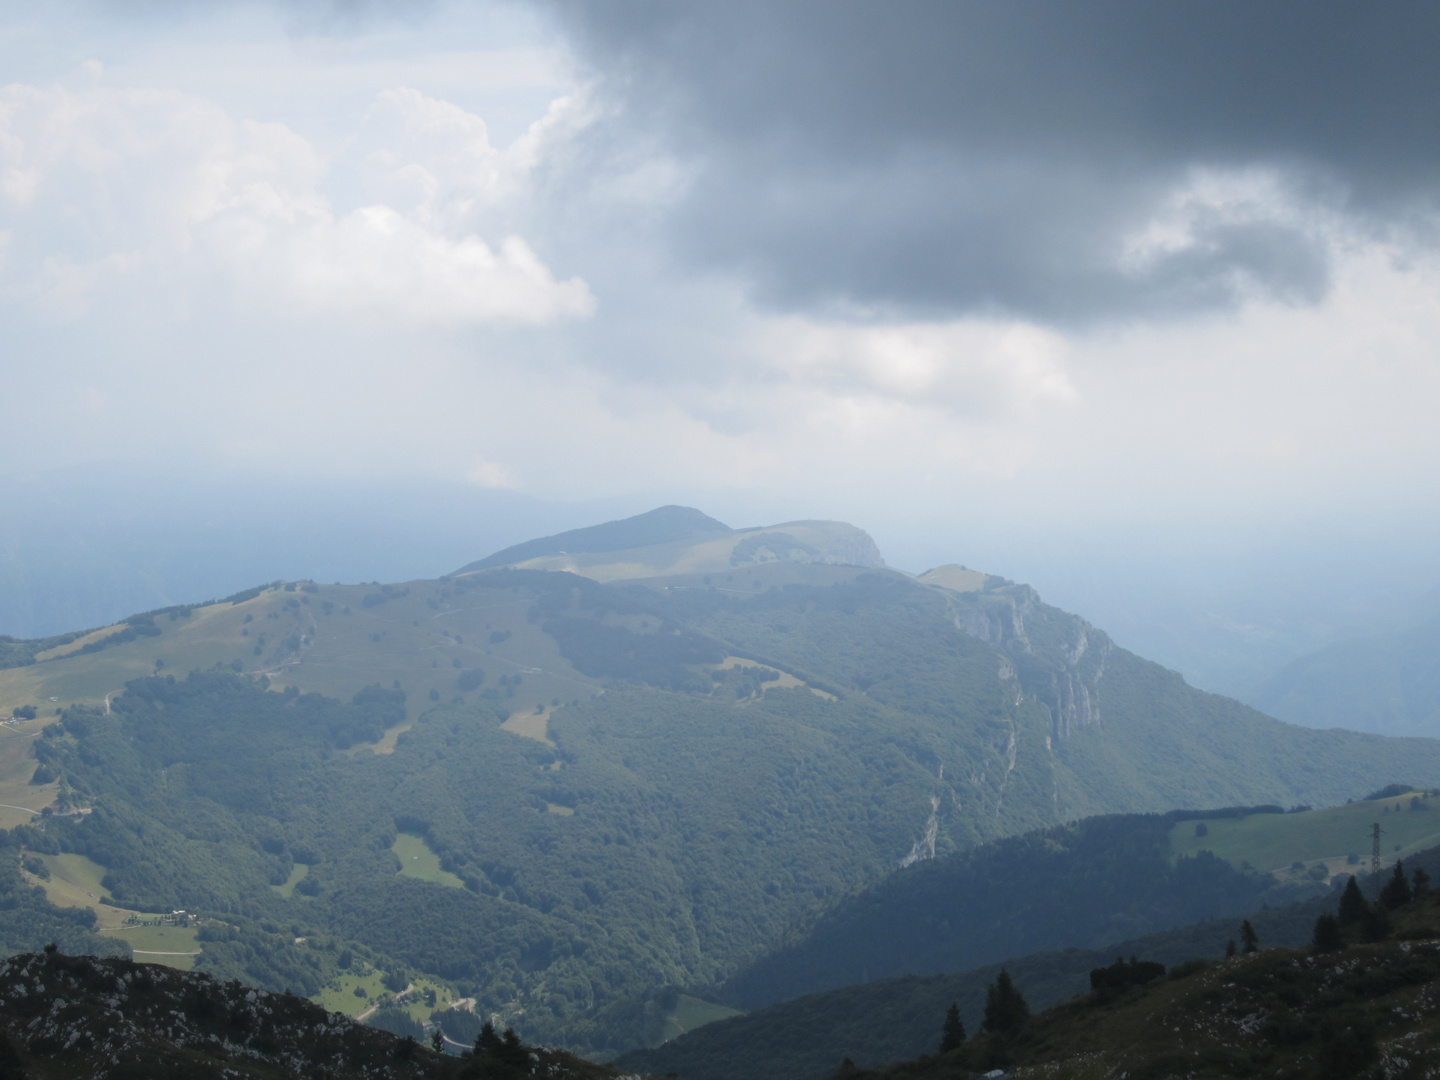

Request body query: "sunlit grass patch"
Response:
[392, 833, 464, 888]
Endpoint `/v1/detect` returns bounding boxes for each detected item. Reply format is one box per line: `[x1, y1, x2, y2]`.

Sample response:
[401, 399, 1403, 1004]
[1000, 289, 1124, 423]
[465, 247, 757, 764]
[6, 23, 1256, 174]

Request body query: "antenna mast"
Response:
[1372, 822, 1383, 875]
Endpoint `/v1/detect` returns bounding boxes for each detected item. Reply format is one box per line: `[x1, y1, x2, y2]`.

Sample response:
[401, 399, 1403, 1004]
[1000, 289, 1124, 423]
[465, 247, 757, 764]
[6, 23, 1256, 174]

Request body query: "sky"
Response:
[3, 1, 1440, 698]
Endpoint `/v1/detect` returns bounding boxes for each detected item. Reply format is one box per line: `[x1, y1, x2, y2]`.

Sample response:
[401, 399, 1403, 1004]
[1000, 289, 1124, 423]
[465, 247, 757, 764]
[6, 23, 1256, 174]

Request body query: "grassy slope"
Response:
[0, 715, 58, 830]
[0, 580, 605, 734]
[1170, 792, 1440, 878]
[392, 834, 464, 888]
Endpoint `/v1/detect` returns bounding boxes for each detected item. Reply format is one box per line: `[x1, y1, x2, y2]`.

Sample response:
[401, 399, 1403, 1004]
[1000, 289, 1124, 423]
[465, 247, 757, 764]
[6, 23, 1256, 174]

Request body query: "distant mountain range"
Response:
[2, 505, 1439, 1057]
[1250, 591, 1440, 736]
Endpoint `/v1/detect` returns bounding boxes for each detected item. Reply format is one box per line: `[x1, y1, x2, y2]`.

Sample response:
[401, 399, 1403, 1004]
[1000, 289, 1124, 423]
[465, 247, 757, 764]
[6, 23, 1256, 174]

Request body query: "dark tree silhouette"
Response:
[1338, 875, 1368, 926]
[940, 1000, 966, 1052]
[1312, 912, 1344, 952]
[1225, 938, 1237, 958]
[1381, 860, 1413, 908]
[1240, 919, 1259, 953]
[475, 1021, 503, 1056]
[982, 969, 1030, 1035]
[1414, 865, 1431, 899]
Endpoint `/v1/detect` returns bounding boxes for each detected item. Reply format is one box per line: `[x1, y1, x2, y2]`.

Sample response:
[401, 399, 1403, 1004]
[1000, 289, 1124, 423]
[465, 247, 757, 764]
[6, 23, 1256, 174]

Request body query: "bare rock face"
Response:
[932, 576, 1111, 744]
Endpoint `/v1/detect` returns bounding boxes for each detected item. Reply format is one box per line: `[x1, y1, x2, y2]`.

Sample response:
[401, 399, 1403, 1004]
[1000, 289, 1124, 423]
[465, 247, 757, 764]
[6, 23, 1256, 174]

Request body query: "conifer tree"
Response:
[1312, 912, 1344, 952]
[1240, 919, 1259, 953]
[475, 1020, 504, 1056]
[1338, 875, 1368, 926]
[1225, 938, 1236, 958]
[940, 1001, 966, 1052]
[1381, 859, 1413, 908]
[982, 970, 1030, 1035]
[1414, 865, 1431, 899]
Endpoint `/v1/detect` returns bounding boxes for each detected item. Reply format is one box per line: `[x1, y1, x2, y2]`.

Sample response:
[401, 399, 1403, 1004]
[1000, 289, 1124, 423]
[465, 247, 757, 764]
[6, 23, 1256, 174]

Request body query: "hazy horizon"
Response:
[3, 1, 1439, 712]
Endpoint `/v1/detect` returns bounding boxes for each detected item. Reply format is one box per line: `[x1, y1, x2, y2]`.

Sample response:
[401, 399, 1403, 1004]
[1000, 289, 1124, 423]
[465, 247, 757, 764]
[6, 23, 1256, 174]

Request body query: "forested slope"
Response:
[718, 810, 1323, 1012]
[4, 536, 1440, 1053]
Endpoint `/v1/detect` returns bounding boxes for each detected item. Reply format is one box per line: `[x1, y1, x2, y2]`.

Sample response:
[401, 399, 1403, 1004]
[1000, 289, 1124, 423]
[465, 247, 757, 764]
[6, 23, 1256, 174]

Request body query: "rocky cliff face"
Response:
[943, 580, 1111, 744]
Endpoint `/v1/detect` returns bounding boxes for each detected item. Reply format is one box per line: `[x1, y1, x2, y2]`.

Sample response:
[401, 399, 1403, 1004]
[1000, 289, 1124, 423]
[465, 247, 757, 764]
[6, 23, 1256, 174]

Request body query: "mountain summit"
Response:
[455, 506, 886, 582]
[454, 505, 732, 573]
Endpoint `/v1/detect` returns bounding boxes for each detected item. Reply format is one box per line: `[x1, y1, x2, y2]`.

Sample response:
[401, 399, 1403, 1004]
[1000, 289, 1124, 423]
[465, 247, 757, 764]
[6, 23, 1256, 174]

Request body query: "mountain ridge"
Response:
[3, 507, 1440, 1055]
[454, 505, 733, 574]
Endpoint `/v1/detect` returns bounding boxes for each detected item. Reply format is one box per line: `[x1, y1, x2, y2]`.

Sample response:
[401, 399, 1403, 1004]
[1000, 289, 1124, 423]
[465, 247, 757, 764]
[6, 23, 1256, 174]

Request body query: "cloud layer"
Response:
[548, 0, 1440, 322]
[0, 77, 593, 325]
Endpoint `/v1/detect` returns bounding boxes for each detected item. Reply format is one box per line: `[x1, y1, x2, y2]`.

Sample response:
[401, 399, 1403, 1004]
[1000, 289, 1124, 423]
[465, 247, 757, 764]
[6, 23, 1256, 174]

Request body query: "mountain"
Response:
[615, 880, 1339, 1080]
[455, 506, 886, 582]
[454, 505, 734, 573]
[827, 872, 1440, 1080]
[4, 507, 1440, 1054]
[1251, 600, 1440, 737]
[716, 809, 1320, 1014]
[720, 790, 1440, 1013]
[619, 845, 1440, 1080]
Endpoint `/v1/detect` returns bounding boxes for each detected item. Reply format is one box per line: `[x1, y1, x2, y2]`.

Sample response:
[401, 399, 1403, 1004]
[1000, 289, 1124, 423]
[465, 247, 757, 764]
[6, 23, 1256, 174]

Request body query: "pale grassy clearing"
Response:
[105, 923, 201, 970]
[716, 656, 836, 701]
[22, 852, 201, 969]
[0, 715, 57, 828]
[917, 564, 988, 593]
[660, 995, 743, 1042]
[315, 968, 455, 1021]
[33, 624, 129, 662]
[271, 863, 310, 898]
[346, 723, 412, 757]
[501, 707, 553, 745]
[315, 968, 389, 1017]
[392, 833, 464, 888]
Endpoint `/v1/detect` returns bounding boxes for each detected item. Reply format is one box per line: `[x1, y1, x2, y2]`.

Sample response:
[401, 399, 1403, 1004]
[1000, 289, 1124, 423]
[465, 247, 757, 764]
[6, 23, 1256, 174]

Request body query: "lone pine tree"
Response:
[982, 970, 1030, 1036]
[1240, 919, 1259, 953]
[1338, 875, 1368, 926]
[1381, 859, 1413, 908]
[1312, 912, 1344, 953]
[940, 1001, 966, 1052]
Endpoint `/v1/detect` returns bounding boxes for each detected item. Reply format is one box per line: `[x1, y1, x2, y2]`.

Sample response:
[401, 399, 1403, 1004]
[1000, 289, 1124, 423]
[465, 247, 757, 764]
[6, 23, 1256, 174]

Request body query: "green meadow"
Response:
[1169, 790, 1440, 880]
[392, 833, 464, 888]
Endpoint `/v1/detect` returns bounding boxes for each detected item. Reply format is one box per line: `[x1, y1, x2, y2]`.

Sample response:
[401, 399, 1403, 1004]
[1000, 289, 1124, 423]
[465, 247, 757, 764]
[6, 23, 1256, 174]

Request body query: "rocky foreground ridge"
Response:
[0, 948, 622, 1080]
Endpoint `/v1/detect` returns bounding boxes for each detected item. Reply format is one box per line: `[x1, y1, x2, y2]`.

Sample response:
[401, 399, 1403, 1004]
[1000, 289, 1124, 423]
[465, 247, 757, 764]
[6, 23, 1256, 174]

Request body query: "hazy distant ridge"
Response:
[454, 505, 732, 574]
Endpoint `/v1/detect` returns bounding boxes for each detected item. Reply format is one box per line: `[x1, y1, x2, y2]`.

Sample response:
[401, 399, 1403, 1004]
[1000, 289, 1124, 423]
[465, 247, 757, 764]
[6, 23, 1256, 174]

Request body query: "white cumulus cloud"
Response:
[0, 79, 594, 326]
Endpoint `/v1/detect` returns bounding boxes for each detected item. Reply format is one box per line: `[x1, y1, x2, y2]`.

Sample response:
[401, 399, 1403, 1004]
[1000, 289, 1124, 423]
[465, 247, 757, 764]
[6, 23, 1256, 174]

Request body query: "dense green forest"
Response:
[717, 809, 1324, 1012]
[10, 560, 1440, 1055]
[618, 850, 1440, 1080]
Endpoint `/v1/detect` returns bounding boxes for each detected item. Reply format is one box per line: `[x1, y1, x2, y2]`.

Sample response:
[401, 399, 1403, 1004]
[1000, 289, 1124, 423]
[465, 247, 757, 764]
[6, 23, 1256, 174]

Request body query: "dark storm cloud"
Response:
[544, 0, 1440, 322]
